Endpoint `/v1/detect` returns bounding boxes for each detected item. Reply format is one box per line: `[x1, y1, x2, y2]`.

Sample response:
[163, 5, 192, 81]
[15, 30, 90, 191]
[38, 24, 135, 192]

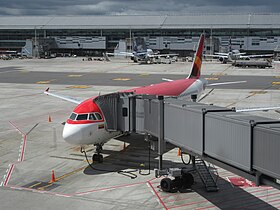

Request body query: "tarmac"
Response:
[0, 57, 280, 209]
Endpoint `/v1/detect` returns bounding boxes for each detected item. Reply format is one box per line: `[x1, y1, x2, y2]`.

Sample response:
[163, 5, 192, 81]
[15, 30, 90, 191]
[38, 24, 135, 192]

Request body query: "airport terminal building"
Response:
[1, 14, 280, 57]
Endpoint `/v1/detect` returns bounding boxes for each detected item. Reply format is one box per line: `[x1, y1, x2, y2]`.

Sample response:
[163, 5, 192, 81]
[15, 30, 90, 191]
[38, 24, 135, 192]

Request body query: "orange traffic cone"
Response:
[177, 148, 181, 156]
[50, 170, 56, 183]
[48, 115, 52, 122]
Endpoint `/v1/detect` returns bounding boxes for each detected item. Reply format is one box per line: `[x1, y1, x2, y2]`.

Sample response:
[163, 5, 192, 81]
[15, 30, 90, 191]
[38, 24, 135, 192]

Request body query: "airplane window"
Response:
[69, 113, 77, 120]
[76, 114, 88, 120]
[89, 113, 97, 120]
[95, 113, 102, 120]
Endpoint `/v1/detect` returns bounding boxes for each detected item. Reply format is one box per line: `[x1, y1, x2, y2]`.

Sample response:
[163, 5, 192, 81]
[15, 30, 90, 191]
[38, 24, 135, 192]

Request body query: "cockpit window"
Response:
[89, 113, 97, 120]
[69, 113, 77, 120]
[76, 114, 88, 120]
[95, 113, 102, 120]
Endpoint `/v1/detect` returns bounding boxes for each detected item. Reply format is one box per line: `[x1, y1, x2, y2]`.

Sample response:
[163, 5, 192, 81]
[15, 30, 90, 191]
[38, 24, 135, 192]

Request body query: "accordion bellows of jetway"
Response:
[94, 92, 280, 189]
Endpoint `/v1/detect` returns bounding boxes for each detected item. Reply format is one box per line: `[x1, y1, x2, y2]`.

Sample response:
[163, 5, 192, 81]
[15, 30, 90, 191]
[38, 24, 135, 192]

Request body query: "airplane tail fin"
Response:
[133, 37, 147, 53]
[188, 34, 205, 79]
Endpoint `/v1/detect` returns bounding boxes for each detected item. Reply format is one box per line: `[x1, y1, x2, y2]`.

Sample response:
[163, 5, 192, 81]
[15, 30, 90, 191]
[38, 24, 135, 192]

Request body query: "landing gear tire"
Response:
[92, 154, 103, 163]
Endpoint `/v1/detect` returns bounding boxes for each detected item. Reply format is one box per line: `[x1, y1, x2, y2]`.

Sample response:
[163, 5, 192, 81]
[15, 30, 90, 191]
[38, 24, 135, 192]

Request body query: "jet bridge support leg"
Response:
[158, 96, 164, 170]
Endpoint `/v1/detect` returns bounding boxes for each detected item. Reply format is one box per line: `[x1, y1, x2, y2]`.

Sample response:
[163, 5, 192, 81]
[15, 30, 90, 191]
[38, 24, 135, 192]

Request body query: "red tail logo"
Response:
[188, 34, 204, 79]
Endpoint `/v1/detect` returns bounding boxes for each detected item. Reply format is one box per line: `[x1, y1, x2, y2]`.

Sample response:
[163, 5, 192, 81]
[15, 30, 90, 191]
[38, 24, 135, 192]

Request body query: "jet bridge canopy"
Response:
[94, 92, 280, 189]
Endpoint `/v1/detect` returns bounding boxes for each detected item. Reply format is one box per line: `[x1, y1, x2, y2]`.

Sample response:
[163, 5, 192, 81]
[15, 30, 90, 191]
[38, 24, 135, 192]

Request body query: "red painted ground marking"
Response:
[188, 187, 276, 210]
[228, 177, 256, 187]
[160, 194, 178, 199]
[2, 122, 28, 188]
[147, 177, 157, 182]
[164, 194, 199, 204]
[9, 121, 25, 135]
[168, 198, 209, 209]
[73, 181, 147, 196]
[149, 181, 160, 185]
[199, 190, 280, 210]
[147, 180, 168, 210]
[6, 185, 71, 198]
[196, 206, 216, 210]
[217, 171, 235, 175]
[3, 164, 15, 186]
[7, 179, 161, 200]
[9, 121, 27, 162]
[19, 135, 27, 162]
[241, 197, 280, 209]
[247, 188, 276, 195]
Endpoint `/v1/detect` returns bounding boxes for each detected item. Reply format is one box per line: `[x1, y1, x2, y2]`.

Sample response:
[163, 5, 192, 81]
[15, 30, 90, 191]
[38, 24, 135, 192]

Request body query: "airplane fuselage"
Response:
[63, 78, 207, 145]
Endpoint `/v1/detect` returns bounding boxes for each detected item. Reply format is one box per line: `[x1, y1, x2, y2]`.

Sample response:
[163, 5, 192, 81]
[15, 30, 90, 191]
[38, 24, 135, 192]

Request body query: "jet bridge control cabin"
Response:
[94, 92, 280, 191]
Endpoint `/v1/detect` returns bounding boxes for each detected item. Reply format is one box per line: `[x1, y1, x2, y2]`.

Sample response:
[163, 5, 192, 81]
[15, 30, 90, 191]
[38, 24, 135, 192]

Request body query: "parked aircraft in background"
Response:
[106, 37, 178, 64]
[206, 49, 274, 63]
[208, 50, 273, 63]
[44, 34, 279, 163]
[206, 37, 274, 63]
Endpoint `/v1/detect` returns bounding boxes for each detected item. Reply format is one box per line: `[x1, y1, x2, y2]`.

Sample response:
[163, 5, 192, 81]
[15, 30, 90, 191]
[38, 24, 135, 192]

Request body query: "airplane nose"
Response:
[62, 123, 83, 145]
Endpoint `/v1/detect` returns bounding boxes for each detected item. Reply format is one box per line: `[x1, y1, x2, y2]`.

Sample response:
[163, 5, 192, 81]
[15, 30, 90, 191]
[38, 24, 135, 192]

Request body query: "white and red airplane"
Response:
[44, 34, 278, 162]
[44, 34, 206, 162]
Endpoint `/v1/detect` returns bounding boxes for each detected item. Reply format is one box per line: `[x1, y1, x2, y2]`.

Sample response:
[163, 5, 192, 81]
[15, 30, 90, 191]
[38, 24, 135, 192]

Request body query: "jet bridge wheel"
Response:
[181, 172, 194, 189]
[160, 178, 172, 192]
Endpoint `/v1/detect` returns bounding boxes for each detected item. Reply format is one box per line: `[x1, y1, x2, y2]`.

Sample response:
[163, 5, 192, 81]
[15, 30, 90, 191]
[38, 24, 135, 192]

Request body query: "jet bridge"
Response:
[94, 92, 280, 190]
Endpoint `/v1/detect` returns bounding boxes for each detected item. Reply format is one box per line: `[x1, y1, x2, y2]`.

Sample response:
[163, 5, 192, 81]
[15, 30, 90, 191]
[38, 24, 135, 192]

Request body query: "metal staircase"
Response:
[195, 158, 219, 192]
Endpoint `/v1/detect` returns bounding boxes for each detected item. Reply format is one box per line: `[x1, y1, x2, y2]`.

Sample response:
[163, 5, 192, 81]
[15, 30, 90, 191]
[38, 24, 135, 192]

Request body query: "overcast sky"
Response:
[1, 0, 280, 16]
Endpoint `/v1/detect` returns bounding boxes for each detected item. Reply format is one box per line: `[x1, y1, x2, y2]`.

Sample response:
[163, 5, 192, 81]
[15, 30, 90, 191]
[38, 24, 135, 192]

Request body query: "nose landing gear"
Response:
[92, 143, 104, 163]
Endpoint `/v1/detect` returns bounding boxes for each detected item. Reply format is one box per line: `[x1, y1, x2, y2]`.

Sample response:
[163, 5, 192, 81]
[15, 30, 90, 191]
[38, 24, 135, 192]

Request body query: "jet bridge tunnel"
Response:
[94, 92, 280, 190]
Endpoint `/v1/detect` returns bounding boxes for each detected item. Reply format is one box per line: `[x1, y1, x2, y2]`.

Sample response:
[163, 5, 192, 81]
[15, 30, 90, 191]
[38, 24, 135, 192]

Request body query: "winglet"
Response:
[188, 33, 205, 79]
[45, 87, 49, 92]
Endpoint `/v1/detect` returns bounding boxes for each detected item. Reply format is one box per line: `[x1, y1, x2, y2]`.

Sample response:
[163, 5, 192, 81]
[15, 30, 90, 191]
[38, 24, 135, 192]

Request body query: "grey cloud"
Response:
[0, 0, 280, 16]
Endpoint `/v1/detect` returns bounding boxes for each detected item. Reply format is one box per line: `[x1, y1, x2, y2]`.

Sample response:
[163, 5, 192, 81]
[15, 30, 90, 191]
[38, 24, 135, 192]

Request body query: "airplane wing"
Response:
[235, 106, 280, 112]
[105, 52, 134, 57]
[44, 88, 82, 104]
[214, 53, 229, 56]
[240, 54, 274, 59]
[207, 81, 247, 87]
[162, 78, 174, 82]
[151, 53, 178, 58]
[204, 54, 227, 59]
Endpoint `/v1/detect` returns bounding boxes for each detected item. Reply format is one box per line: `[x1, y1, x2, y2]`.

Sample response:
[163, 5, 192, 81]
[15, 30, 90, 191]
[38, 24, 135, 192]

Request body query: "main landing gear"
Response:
[92, 143, 104, 163]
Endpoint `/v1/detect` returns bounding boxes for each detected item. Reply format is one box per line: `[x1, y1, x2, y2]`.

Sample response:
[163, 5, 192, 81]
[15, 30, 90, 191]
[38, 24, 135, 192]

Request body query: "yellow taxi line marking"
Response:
[112, 78, 131, 81]
[36, 81, 51, 84]
[211, 73, 225, 76]
[19, 70, 30, 73]
[52, 166, 87, 182]
[272, 81, 280, 85]
[29, 181, 42, 188]
[249, 91, 267, 94]
[139, 73, 150, 76]
[68, 74, 83, 77]
[205, 77, 219, 81]
[226, 92, 258, 107]
[66, 85, 91, 89]
[36, 79, 56, 84]
[38, 183, 53, 191]
[274, 76, 280, 79]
